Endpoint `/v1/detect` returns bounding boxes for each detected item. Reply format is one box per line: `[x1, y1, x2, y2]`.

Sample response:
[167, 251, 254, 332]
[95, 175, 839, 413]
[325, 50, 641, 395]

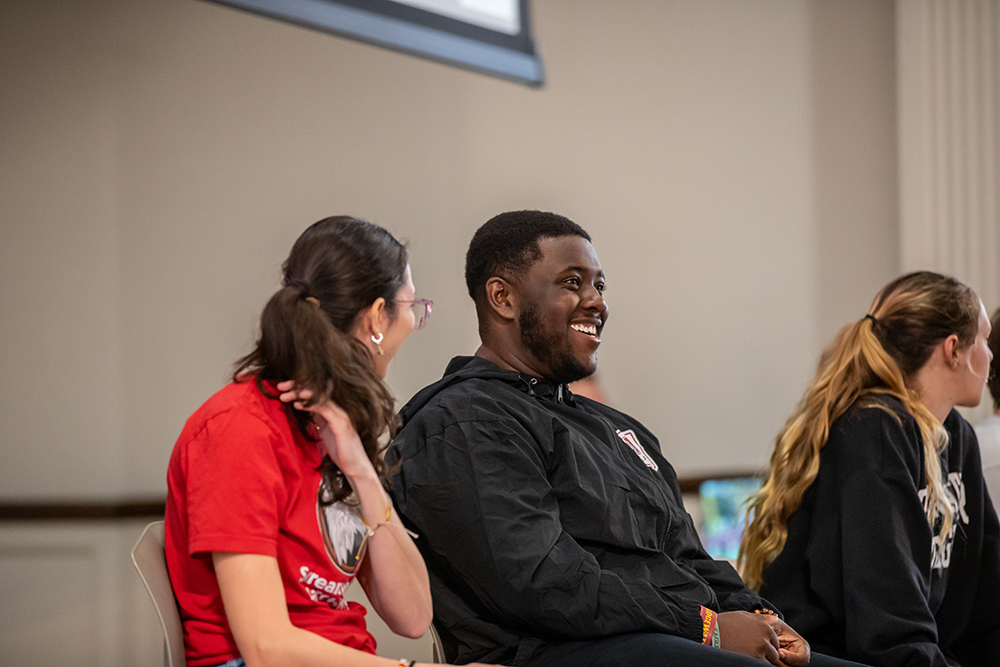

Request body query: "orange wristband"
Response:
[699, 606, 720, 647]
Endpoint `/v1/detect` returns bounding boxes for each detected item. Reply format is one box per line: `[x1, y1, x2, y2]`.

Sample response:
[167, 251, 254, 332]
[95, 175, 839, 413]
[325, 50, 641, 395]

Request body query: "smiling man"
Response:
[388, 211, 861, 667]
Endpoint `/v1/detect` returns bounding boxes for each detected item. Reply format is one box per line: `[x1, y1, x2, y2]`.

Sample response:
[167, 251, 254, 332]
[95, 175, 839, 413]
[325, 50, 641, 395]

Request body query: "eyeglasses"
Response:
[396, 298, 433, 330]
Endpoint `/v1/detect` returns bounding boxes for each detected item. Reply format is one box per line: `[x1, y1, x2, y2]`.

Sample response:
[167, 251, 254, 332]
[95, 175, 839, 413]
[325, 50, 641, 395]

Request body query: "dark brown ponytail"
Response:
[233, 216, 408, 503]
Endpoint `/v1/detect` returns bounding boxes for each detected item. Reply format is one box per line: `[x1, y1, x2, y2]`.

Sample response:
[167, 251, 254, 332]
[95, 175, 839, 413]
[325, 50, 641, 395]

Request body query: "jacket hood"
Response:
[399, 355, 571, 426]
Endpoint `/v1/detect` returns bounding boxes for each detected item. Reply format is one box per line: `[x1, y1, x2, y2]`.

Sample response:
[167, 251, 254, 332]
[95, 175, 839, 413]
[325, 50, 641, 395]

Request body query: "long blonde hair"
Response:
[738, 271, 981, 590]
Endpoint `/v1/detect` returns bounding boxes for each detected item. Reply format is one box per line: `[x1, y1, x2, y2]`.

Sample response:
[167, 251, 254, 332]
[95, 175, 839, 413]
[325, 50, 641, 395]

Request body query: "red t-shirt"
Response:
[164, 380, 377, 666]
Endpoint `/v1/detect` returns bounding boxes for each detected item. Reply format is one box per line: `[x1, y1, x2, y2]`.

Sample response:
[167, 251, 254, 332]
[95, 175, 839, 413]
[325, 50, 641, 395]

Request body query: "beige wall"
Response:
[1, 1, 901, 663]
[0, 0, 899, 499]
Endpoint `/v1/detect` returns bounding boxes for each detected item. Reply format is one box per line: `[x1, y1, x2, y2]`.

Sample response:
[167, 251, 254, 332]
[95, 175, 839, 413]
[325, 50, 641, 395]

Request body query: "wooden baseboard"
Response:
[0, 470, 761, 521]
[0, 498, 166, 521]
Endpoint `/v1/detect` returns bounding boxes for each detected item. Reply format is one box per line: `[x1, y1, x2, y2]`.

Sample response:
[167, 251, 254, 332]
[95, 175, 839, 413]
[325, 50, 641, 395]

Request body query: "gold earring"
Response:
[371, 332, 384, 356]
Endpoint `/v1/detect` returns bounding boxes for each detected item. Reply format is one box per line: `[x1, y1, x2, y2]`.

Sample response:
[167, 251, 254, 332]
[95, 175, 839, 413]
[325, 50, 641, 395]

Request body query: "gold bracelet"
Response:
[366, 520, 419, 540]
[360, 493, 393, 532]
[362, 496, 418, 539]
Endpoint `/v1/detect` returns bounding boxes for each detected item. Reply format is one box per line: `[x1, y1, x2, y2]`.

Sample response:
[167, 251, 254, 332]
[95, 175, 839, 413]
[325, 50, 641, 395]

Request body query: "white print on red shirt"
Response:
[316, 478, 370, 577]
[616, 429, 659, 471]
[320, 499, 368, 573]
[299, 565, 350, 609]
[306, 479, 369, 610]
[918, 471, 969, 570]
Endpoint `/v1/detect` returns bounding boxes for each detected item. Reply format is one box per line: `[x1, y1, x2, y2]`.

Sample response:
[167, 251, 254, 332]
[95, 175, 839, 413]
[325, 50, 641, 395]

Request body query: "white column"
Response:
[897, 0, 1000, 423]
[896, 0, 1000, 314]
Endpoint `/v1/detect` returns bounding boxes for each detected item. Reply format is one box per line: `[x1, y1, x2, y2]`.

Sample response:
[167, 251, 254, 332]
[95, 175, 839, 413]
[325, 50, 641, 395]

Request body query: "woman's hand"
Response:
[278, 380, 434, 637]
[276, 380, 373, 481]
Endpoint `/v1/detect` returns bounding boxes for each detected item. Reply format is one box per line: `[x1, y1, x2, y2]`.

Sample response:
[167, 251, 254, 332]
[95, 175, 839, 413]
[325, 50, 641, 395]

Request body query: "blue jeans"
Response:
[211, 659, 245, 667]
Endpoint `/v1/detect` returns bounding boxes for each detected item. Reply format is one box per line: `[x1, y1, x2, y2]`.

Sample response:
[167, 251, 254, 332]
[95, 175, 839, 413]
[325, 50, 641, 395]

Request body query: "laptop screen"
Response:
[698, 477, 761, 561]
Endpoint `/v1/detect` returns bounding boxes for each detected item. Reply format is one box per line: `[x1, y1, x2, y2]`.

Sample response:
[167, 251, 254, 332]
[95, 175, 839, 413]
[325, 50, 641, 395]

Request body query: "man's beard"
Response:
[518, 302, 595, 384]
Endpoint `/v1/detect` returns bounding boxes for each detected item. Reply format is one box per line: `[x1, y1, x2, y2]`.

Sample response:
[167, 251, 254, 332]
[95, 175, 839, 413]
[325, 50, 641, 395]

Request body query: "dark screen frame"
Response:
[205, 0, 544, 87]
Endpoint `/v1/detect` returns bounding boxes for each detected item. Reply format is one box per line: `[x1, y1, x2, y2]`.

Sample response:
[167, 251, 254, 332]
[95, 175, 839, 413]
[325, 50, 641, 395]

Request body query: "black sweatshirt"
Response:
[388, 356, 771, 665]
[760, 395, 1000, 667]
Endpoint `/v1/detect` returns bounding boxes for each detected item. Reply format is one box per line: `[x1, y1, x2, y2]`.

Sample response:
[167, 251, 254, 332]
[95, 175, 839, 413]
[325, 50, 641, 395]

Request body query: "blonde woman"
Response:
[739, 271, 1000, 667]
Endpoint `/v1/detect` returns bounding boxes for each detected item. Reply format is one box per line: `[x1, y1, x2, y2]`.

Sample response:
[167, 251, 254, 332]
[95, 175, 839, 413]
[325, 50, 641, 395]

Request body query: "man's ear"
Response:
[485, 277, 517, 322]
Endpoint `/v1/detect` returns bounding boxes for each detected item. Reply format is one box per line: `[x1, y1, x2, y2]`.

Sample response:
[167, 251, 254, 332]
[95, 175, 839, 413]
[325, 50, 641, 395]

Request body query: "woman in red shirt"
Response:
[165, 216, 488, 667]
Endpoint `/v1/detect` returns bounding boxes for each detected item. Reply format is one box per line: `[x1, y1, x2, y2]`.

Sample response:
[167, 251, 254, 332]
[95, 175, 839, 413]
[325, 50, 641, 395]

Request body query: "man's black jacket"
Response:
[388, 356, 770, 665]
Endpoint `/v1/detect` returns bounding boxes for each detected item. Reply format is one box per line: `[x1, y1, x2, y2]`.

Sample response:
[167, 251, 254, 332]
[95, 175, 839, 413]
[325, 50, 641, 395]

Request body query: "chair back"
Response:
[132, 521, 186, 667]
[429, 621, 446, 663]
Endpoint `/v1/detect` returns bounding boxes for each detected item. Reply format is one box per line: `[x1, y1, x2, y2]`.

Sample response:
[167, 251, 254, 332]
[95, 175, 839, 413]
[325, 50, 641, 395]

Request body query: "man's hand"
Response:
[759, 613, 810, 666]
[717, 611, 781, 665]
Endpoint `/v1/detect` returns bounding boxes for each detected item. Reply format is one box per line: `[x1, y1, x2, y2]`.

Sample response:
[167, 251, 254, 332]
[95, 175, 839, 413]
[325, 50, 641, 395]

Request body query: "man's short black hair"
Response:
[465, 210, 591, 309]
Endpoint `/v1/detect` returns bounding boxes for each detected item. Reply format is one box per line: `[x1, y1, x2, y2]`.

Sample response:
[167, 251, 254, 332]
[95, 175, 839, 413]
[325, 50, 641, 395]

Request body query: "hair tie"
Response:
[864, 314, 878, 326]
[284, 278, 311, 298]
[305, 296, 321, 308]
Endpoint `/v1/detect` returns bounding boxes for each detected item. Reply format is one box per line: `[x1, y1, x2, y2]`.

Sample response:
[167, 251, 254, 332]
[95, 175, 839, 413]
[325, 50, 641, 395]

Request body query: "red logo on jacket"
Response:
[616, 429, 658, 471]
